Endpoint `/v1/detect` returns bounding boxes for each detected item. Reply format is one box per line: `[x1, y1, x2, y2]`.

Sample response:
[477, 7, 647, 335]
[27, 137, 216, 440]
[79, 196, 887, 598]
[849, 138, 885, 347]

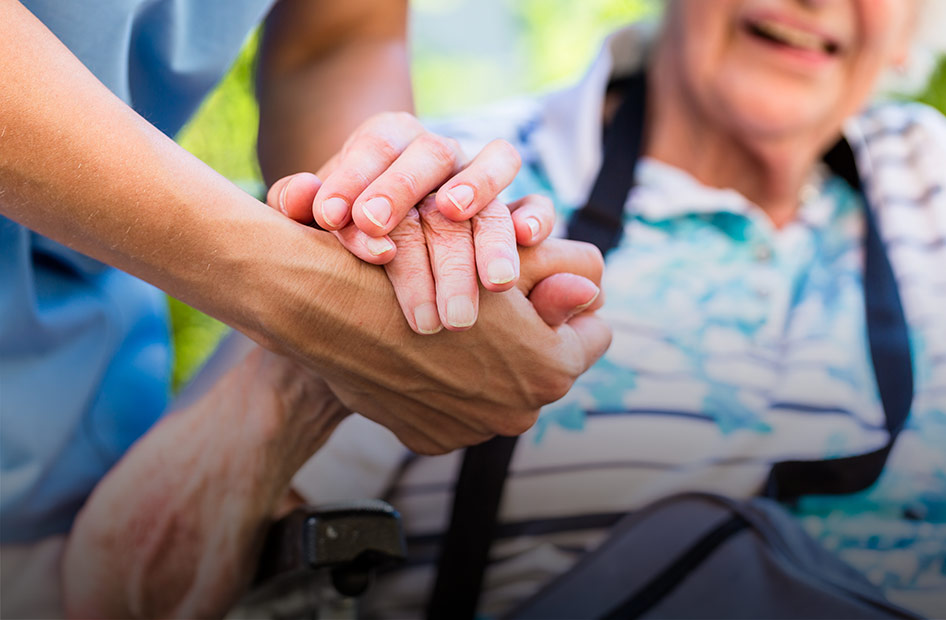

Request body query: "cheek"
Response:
[669, 0, 742, 67]
[854, 0, 914, 59]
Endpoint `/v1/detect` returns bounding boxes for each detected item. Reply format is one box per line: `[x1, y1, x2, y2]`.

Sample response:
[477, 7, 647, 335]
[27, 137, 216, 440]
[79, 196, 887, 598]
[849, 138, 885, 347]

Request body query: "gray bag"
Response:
[507, 493, 917, 620]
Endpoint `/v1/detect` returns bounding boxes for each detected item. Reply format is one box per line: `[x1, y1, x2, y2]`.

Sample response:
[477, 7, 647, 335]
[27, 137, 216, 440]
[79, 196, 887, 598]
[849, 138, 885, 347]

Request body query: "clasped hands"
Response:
[257, 111, 612, 454]
[61, 112, 611, 618]
[266, 111, 601, 333]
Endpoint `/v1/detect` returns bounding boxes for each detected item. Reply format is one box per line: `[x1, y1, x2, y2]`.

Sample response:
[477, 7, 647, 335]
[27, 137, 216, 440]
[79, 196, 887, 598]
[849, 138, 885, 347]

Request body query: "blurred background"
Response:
[170, 0, 946, 390]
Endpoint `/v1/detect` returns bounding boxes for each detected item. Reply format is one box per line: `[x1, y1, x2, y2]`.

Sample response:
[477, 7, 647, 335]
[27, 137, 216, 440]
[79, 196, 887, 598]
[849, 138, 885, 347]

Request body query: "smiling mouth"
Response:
[746, 18, 840, 55]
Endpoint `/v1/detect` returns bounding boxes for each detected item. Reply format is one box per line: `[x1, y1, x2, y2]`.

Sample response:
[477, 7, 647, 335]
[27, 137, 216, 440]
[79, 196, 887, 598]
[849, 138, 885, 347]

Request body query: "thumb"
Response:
[517, 238, 604, 294]
[529, 273, 603, 327]
[265, 172, 322, 223]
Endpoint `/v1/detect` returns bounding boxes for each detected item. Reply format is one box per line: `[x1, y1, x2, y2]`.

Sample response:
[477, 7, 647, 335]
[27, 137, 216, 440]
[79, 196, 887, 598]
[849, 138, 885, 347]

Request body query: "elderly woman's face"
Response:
[663, 0, 916, 141]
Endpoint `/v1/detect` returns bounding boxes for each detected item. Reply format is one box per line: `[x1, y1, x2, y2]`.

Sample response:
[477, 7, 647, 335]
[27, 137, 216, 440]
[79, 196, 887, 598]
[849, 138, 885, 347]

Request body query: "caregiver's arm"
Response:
[0, 0, 611, 447]
[0, 0, 317, 332]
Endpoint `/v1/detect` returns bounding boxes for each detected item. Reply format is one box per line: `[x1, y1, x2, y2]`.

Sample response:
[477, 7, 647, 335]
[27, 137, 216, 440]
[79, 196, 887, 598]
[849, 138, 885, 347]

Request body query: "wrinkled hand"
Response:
[265, 111, 554, 332]
[62, 346, 349, 619]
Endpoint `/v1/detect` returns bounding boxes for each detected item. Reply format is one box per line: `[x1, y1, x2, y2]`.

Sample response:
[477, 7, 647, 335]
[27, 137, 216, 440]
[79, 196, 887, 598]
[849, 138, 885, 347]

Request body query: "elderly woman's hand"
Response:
[264, 112, 555, 333]
[61, 344, 351, 619]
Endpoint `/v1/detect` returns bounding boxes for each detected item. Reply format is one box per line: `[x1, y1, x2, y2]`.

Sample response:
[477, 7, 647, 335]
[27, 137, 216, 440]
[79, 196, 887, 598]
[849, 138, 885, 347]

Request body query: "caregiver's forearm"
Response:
[0, 0, 345, 344]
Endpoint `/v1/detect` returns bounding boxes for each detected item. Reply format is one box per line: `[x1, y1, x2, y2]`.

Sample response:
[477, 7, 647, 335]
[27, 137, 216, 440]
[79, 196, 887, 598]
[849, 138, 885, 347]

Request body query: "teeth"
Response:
[753, 19, 830, 53]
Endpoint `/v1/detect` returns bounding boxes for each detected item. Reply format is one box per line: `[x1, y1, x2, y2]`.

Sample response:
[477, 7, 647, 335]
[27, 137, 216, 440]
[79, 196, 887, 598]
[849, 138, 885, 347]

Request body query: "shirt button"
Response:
[799, 183, 819, 205]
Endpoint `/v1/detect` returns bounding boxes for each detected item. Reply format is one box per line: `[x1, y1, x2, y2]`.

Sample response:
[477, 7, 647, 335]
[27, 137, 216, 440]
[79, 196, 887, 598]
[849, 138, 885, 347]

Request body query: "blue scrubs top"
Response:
[0, 0, 276, 542]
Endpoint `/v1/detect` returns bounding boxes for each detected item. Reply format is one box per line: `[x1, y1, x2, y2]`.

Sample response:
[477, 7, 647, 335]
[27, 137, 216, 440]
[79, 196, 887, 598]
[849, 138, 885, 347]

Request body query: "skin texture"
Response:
[62, 348, 352, 619]
[647, 0, 917, 226]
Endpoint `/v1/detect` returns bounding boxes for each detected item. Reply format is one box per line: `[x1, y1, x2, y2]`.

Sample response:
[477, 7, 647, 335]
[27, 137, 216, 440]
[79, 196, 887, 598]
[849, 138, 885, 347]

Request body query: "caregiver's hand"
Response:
[261, 222, 609, 455]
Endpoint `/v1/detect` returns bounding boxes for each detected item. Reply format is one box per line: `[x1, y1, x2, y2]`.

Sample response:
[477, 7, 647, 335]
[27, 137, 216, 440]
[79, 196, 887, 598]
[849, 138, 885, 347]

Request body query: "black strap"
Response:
[426, 79, 651, 620]
[425, 434, 518, 620]
[428, 72, 913, 619]
[567, 71, 647, 254]
[764, 139, 914, 501]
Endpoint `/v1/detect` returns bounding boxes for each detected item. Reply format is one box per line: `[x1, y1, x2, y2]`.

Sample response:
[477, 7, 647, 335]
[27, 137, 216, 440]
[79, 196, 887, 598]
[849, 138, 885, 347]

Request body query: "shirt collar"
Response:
[530, 23, 655, 208]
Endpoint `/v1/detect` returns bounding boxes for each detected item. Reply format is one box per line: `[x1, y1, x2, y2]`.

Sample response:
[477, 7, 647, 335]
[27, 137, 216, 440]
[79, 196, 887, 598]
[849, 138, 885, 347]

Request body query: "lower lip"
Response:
[741, 28, 837, 70]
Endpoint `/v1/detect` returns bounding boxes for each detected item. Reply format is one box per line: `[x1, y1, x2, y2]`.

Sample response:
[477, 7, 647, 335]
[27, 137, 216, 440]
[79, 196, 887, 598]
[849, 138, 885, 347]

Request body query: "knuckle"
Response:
[387, 170, 421, 197]
[434, 259, 474, 282]
[525, 370, 574, 408]
[389, 110, 420, 129]
[494, 409, 539, 437]
[444, 137, 463, 158]
[360, 133, 401, 163]
[328, 167, 371, 196]
[415, 134, 457, 170]
[546, 373, 575, 403]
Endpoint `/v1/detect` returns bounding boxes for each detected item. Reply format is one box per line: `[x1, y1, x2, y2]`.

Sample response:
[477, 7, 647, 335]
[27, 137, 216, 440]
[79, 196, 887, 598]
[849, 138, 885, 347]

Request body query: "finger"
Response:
[312, 112, 425, 231]
[435, 139, 522, 221]
[351, 134, 464, 237]
[559, 312, 613, 372]
[315, 152, 341, 179]
[265, 172, 322, 223]
[383, 209, 442, 334]
[508, 194, 556, 246]
[332, 225, 397, 265]
[529, 273, 603, 327]
[418, 197, 479, 331]
[517, 238, 605, 293]
[472, 200, 519, 292]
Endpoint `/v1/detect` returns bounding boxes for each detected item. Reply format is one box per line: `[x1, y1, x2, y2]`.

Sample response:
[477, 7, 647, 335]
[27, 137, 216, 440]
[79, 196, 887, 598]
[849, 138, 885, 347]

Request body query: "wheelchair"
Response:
[229, 499, 406, 620]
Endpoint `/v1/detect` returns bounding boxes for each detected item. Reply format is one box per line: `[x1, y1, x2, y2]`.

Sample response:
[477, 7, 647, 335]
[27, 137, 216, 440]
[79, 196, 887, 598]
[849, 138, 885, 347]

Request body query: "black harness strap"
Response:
[427, 72, 913, 620]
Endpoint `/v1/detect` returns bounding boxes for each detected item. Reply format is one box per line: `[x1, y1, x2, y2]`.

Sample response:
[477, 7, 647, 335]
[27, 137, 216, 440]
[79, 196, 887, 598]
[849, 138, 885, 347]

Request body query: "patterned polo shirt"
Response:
[292, 25, 946, 618]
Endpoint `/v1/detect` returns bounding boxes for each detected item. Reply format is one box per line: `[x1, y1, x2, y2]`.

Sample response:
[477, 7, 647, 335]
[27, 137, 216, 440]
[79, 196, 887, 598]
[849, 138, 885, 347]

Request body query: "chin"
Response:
[712, 74, 841, 142]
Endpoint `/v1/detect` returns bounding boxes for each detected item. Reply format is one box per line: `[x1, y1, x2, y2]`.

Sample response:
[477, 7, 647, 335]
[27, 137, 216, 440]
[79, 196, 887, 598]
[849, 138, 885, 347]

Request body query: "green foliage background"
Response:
[170, 1, 946, 390]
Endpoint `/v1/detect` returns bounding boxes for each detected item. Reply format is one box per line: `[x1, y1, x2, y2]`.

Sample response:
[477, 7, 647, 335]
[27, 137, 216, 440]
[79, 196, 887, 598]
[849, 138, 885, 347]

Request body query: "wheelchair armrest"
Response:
[254, 499, 406, 598]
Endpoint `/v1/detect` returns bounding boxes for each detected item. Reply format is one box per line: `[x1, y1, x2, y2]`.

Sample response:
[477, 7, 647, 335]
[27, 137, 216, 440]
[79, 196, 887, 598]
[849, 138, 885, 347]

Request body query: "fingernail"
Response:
[445, 185, 475, 213]
[278, 176, 294, 215]
[321, 197, 349, 228]
[571, 287, 601, 315]
[365, 236, 394, 256]
[487, 257, 516, 285]
[363, 197, 392, 228]
[526, 216, 541, 240]
[413, 303, 442, 334]
[446, 296, 476, 328]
